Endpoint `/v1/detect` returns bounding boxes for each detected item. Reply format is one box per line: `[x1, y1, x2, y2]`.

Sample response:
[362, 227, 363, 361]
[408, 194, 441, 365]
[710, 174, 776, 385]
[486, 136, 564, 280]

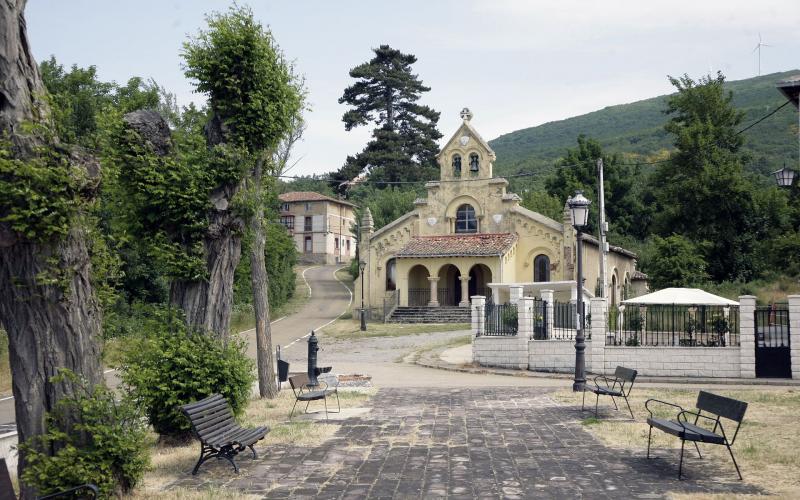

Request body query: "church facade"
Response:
[357, 109, 645, 315]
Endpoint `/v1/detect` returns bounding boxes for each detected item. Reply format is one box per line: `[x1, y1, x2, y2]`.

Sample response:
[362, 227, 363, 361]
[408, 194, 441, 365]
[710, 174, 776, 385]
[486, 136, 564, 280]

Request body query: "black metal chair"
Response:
[645, 391, 747, 480]
[288, 373, 340, 420]
[582, 366, 637, 419]
[0, 458, 99, 500]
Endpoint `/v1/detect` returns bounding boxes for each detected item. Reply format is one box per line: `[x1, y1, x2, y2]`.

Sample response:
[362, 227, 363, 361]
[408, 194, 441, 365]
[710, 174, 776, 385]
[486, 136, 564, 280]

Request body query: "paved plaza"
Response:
[171, 387, 758, 499]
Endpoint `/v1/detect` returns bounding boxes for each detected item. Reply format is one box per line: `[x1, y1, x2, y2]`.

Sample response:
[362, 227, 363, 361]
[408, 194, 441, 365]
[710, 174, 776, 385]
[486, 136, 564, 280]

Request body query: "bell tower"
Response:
[437, 108, 496, 181]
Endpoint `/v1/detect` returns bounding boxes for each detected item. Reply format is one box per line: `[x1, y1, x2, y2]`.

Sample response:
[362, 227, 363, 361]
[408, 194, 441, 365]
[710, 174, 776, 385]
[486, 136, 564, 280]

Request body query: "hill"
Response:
[489, 70, 800, 184]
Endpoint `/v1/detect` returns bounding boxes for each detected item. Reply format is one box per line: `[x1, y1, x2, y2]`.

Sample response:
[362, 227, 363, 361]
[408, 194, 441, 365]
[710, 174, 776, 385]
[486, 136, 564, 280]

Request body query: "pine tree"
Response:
[332, 45, 441, 192]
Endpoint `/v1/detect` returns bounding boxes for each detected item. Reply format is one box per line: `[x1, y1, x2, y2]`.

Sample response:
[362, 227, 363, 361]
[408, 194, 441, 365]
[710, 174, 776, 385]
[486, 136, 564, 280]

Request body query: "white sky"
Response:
[26, 1, 800, 177]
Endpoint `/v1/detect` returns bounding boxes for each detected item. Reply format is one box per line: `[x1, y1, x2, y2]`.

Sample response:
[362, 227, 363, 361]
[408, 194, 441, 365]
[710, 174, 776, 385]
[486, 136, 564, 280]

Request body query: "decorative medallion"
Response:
[427, 217, 437, 226]
[492, 214, 503, 224]
[459, 135, 470, 146]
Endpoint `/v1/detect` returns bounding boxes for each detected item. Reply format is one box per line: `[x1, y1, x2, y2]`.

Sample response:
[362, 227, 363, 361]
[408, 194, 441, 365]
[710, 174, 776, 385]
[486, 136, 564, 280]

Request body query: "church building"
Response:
[357, 109, 645, 319]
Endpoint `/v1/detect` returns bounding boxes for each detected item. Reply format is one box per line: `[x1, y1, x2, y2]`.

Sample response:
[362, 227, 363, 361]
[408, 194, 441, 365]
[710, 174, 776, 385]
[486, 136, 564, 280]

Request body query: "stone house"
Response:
[279, 191, 357, 265]
[357, 109, 645, 317]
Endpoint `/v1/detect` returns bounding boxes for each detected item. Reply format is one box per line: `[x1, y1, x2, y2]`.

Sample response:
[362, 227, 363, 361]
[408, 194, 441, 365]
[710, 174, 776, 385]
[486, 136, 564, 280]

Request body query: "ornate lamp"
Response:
[568, 190, 592, 392]
[773, 164, 796, 187]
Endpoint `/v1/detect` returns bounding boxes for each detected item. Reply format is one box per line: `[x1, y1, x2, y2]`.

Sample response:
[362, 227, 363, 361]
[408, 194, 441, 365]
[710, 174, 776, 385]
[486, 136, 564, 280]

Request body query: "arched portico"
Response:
[408, 264, 431, 306]
[469, 264, 492, 300]
[437, 264, 462, 306]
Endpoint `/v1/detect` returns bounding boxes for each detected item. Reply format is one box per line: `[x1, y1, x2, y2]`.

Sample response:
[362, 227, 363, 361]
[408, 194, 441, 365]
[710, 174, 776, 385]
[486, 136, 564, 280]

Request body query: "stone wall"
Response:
[528, 340, 592, 373]
[602, 346, 741, 378]
[473, 336, 528, 369]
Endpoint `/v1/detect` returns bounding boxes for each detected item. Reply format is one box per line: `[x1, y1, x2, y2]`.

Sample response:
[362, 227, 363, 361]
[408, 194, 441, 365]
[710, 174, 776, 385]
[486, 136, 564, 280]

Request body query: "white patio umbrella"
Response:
[622, 287, 738, 306]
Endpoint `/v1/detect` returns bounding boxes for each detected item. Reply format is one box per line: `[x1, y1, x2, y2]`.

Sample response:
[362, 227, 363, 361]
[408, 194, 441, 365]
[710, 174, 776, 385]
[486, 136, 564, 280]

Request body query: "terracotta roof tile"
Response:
[397, 233, 517, 258]
[278, 191, 356, 207]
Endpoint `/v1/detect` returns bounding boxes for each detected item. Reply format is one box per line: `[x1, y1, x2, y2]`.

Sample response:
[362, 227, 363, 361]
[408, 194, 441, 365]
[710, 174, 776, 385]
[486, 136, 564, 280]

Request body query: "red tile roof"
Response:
[279, 191, 356, 207]
[397, 233, 517, 258]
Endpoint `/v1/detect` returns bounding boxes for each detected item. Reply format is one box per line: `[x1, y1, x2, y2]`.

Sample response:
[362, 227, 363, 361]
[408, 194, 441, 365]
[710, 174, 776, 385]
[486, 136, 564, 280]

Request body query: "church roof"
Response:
[396, 233, 517, 258]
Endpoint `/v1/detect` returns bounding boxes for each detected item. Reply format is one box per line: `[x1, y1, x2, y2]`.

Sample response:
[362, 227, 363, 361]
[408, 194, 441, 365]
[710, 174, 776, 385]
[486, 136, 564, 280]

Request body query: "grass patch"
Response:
[131, 388, 373, 498]
[230, 265, 313, 334]
[0, 329, 9, 396]
[321, 319, 470, 340]
[581, 417, 601, 426]
[553, 387, 800, 498]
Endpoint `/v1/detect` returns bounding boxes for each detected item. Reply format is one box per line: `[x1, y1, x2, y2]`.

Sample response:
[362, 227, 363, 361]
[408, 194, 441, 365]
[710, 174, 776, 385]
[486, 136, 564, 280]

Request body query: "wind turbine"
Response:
[753, 33, 772, 76]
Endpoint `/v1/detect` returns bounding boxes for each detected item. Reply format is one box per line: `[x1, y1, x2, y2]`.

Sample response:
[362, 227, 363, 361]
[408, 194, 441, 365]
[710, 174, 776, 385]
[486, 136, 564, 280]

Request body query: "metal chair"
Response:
[581, 366, 637, 419]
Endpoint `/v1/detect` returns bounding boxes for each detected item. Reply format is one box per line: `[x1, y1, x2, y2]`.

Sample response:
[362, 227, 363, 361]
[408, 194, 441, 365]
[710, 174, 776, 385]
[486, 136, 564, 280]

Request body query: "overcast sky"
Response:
[26, 1, 800, 177]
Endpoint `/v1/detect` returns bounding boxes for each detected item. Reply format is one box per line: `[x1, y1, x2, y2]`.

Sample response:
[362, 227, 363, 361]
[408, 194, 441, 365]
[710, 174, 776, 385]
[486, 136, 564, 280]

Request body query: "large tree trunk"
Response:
[0, 1, 102, 496]
[249, 159, 278, 398]
[121, 110, 242, 339]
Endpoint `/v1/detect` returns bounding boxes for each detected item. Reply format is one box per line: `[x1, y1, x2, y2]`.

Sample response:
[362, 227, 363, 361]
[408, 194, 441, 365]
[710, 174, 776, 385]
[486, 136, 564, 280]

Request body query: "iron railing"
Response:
[437, 287, 453, 306]
[408, 288, 430, 307]
[613, 304, 740, 347]
[483, 302, 518, 336]
[530, 298, 548, 340]
[551, 301, 588, 340]
[755, 305, 789, 348]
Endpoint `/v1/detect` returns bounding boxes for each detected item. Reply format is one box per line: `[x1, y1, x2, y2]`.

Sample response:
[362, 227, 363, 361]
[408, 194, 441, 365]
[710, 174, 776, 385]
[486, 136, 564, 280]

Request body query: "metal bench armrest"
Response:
[677, 410, 716, 425]
[592, 375, 618, 390]
[645, 398, 684, 419]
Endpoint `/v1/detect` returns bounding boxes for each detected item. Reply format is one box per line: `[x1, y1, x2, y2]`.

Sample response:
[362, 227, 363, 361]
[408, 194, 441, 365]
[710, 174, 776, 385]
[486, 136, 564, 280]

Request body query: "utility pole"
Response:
[597, 158, 608, 302]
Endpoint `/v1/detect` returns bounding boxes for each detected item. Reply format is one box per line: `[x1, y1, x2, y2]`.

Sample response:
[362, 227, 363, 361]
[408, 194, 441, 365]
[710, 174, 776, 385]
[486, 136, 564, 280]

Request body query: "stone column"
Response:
[540, 289, 554, 340]
[739, 295, 756, 378]
[509, 285, 523, 306]
[518, 297, 534, 339]
[590, 298, 607, 374]
[471, 295, 486, 338]
[427, 277, 440, 307]
[459, 275, 471, 307]
[788, 295, 800, 379]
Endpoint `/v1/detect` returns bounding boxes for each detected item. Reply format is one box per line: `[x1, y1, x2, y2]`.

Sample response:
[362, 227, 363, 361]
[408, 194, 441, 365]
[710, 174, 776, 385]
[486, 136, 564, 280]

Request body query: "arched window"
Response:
[452, 155, 462, 177]
[469, 153, 479, 174]
[386, 258, 397, 291]
[534, 254, 550, 282]
[455, 204, 477, 233]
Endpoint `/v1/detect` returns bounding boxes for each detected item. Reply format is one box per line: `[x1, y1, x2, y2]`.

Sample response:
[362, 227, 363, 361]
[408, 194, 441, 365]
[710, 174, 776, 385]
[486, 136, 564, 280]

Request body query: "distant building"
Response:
[357, 109, 646, 316]
[278, 191, 357, 265]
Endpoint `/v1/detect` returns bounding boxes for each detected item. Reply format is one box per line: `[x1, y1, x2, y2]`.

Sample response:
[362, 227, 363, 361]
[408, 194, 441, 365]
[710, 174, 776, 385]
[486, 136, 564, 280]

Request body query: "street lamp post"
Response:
[568, 190, 591, 392]
[773, 163, 797, 187]
[359, 260, 367, 331]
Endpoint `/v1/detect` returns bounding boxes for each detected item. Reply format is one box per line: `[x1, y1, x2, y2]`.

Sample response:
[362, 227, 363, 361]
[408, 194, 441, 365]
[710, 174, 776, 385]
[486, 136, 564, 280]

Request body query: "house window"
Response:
[455, 204, 477, 233]
[304, 236, 312, 253]
[281, 203, 290, 212]
[452, 154, 462, 177]
[280, 216, 294, 230]
[304, 216, 312, 232]
[386, 258, 397, 291]
[305, 202, 312, 211]
[534, 254, 550, 282]
[469, 153, 479, 175]
[346, 239, 351, 253]
[334, 238, 339, 250]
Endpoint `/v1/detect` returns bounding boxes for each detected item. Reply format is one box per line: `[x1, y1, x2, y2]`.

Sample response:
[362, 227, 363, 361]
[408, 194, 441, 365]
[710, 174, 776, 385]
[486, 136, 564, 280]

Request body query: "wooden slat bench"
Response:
[646, 391, 747, 479]
[180, 394, 269, 475]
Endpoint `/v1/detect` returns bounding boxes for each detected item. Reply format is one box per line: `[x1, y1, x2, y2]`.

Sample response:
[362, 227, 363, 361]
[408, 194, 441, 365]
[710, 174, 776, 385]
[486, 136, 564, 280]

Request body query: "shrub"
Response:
[19, 370, 149, 498]
[118, 309, 254, 440]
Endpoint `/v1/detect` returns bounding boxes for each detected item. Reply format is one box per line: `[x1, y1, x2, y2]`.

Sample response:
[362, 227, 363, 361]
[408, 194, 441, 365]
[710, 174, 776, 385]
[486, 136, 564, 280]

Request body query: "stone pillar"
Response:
[590, 298, 607, 374]
[459, 276, 471, 307]
[509, 285, 523, 305]
[789, 295, 800, 379]
[428, 277, 440, 307]
[471, 295, 486, 338]
[519, 297, 534, 339]
[540, 289, 554, 340]
[739, 295, 756, 379]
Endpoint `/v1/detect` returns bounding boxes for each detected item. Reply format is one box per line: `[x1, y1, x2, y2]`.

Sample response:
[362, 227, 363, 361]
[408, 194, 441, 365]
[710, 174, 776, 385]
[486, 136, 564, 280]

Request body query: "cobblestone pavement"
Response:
[170, 388, 759, 499]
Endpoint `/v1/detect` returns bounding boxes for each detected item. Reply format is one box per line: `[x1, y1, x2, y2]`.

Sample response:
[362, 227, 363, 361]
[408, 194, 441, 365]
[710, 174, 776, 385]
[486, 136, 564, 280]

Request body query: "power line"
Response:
[275, 99, 793, 187]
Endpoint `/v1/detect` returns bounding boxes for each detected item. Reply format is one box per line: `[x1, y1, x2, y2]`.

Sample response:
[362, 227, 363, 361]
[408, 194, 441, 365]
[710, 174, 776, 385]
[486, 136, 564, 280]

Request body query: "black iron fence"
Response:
[531, 298, 548, 340]
[612, 304, 740, 347]
[482, 302, 518, 336]
[408, 288, 430, 307]
[550, 301, 588, 340]
[437, 287, 453, 306]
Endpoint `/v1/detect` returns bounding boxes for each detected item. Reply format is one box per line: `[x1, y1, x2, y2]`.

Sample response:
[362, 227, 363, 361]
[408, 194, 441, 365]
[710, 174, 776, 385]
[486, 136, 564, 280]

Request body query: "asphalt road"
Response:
[0, 265, 351, 429]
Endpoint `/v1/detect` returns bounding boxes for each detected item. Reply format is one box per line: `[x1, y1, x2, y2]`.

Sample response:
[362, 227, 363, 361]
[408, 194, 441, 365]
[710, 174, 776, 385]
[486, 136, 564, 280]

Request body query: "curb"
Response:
[414, 356, 800, 387]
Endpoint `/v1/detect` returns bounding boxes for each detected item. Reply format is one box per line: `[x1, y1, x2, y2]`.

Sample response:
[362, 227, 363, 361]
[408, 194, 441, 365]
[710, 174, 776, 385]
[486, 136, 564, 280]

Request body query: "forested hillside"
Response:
[490, 70, 800, 183]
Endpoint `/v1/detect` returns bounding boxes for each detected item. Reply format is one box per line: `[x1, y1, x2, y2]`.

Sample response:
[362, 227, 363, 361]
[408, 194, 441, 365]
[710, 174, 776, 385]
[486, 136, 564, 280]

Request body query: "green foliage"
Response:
[520, 190, 563, 221]
[350, 186, 419, 230]
[118, 308, 254, 438]
[183, 5, 301, 153]
[19, 371, 149, 498]
[0, 144, 79, 242]
[332, 45, 442, 192]
[640, 235, 709, 290]
[234, 221, 298, 311]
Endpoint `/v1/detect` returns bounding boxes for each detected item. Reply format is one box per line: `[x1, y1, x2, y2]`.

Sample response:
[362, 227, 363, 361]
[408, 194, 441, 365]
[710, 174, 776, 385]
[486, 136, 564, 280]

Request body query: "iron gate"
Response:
[755, 305, 791, 378]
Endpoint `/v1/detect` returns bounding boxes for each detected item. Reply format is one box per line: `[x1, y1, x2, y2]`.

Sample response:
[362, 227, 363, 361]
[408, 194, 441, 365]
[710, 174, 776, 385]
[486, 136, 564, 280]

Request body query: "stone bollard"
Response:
[471, 295, 486, 338]
[788, 295, 800, 379]
[590, 298, 607, 374]
[738, 296, 756, 378]
[540, 289, 554, 340]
